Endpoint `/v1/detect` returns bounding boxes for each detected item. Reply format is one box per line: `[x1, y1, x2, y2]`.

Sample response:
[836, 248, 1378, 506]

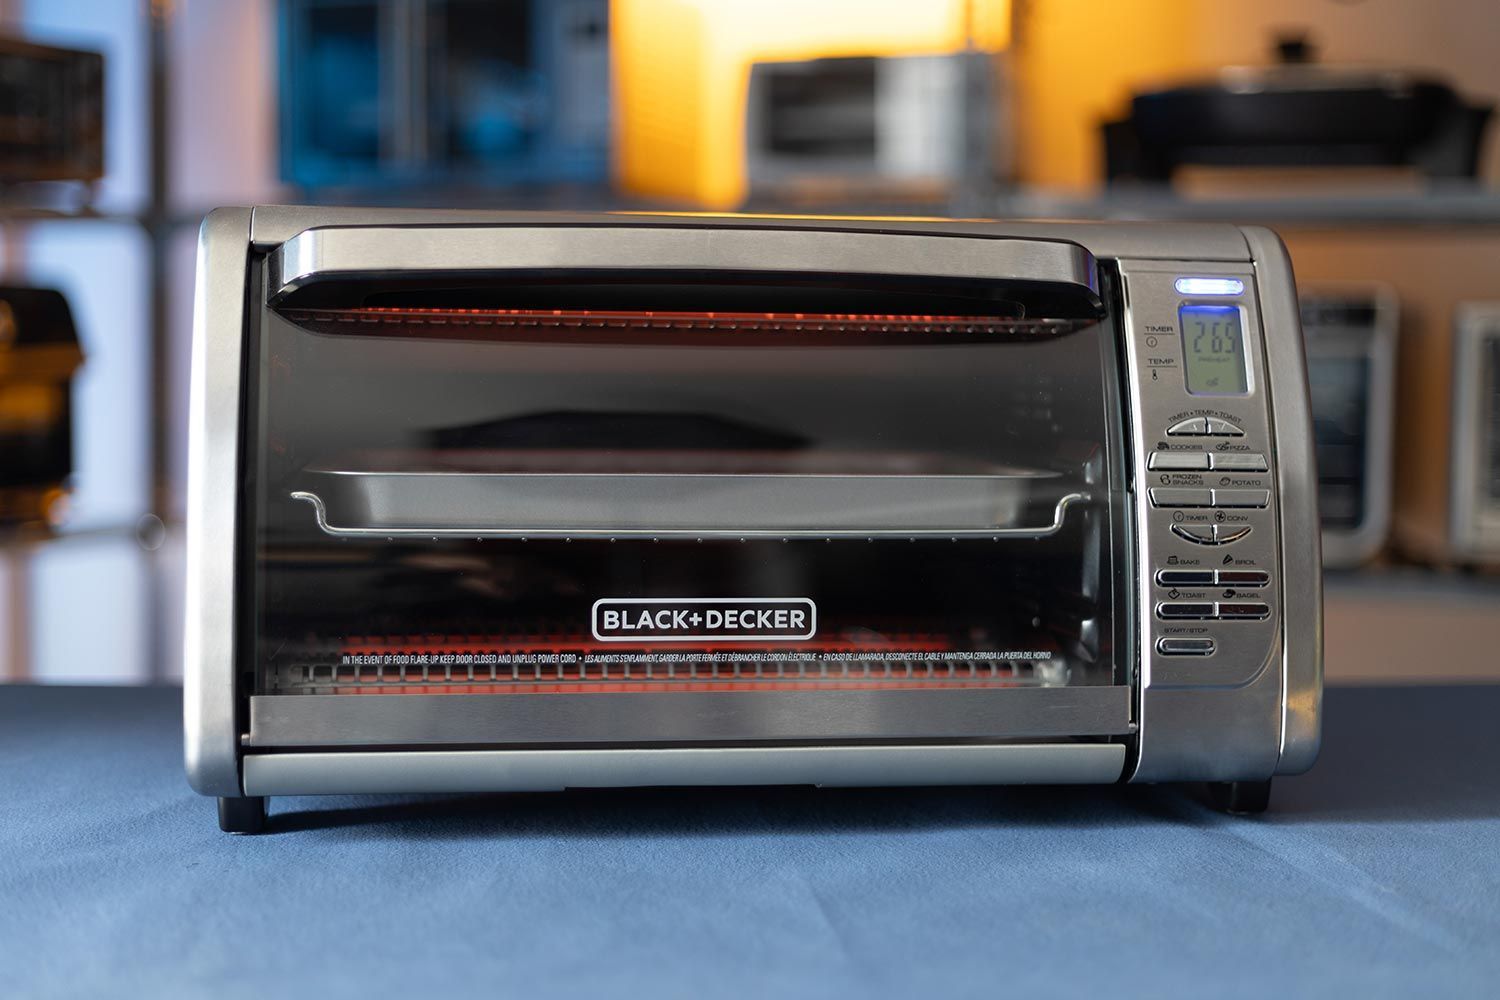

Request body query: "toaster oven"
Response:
[185, 208, 1322, 832]
[1449, 303, 1500, 563]
[1301, 287, 1398, 568]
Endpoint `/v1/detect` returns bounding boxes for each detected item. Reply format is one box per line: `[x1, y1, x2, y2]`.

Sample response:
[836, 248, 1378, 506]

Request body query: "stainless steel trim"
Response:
[246, 687, 1135, 748]
[184, 208, 252, 797]
[241, 743, 1128, 795]
[1450, 303, 1500, 558]
[247, 206, 1255, 262]
[267, 225, 1100, 304]
[288, 487, 1089, 540]
[1242, 227, 1323, 775]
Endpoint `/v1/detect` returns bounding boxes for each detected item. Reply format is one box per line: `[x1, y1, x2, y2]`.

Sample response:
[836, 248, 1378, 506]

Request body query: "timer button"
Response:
[1166, 417, 1209, 436]
[1171, 524, 1219, 545]
[1149, 451, 1210, 471]
[1204, 417, 1245, 436]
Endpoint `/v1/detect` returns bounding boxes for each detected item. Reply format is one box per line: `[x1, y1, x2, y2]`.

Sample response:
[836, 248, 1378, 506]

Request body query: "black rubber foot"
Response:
[218, 796, 268, 834]
[1207, 779, 1272, 815]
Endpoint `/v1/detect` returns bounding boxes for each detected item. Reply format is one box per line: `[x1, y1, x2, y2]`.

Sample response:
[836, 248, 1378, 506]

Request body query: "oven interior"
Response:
[239, 263, 1132, 740]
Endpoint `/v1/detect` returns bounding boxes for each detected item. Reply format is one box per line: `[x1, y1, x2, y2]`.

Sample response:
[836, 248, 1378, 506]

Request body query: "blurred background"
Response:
[1, 0, 1497, 686]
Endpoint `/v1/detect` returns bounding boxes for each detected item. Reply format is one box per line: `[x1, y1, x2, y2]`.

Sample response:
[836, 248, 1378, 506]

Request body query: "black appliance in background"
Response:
[0, 287, 84, 533]
[1301, 289, 1398, 569]
[278, 0, 609, 194]
[1103, 36, 1493, 183]
[0, 37, 104, 186]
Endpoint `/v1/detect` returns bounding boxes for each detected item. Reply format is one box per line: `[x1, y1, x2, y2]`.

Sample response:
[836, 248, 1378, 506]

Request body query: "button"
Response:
[1157, 637, 1216, 656]
[1213, 525, 1253, 544]
[1150, 488, 1214, 507]
[1149, 451, 1210, 471]
[1171, 524, 1219, 544]
[1157, 569, 1214, 586]
[1212, 489, 1271, 508]
[1156, 602, 1216, 619]
[1166, 417, 1209, 436]
[1217, 602, 1270, 620]
[1204, 417, 1244, 436]
[1216, 570, 1269, 587]
[1211, 452, 1268, 472]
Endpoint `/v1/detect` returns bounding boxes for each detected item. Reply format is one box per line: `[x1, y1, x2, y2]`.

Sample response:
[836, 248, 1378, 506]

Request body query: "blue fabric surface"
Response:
[2, 684, 1498, 999]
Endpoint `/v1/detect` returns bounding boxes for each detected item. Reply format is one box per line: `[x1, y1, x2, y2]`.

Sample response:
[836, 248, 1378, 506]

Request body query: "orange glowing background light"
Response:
[611, 0, 1012, 209]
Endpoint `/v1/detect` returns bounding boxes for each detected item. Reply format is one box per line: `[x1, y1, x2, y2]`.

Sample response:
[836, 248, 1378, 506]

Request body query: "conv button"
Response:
[1156, 569, 1214, 586]
[1166, 417, 1209, 436]
[1149, 451, 1210, 471]
[1204, 417, 1245, 436]
[1212, 488, 1271, 508]
[1217, 602, 1271, 620]
[1157, 602, 1216, 619]
[1213, 525, 1253, 544]
[1150, 488, 1213, 507]
[1211, 452, 1268, 472]
[1216, 570, 1270, 587]
[1171, 524, 1218, 545]
[1156, 637, 1216, 656]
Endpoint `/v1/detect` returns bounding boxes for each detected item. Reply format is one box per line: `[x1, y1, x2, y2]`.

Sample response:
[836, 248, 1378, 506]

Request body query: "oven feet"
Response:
[1206, 779, 1272, 815]
[218, 796, 268, 834]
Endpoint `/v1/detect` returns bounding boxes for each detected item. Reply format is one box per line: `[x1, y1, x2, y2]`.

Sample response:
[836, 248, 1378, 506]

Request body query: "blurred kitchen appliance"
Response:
[0, 37, 104, 185]
[744, 52, 1003, 205]
[1301, 288, 1397, 568]
[1448, 304, 1500, 564]
[1102, 37, 1493, 184]
[278, 0, 608, 192]
[0, 287, 83, 532]
[186, 207, 1321, 831]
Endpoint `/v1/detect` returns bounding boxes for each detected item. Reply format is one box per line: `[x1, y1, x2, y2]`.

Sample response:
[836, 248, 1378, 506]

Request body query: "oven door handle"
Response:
[267, 225, 1101, 307]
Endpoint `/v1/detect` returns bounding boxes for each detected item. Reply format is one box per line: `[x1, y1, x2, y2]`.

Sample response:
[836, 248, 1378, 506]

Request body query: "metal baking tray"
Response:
[291, 450, 1086, 539]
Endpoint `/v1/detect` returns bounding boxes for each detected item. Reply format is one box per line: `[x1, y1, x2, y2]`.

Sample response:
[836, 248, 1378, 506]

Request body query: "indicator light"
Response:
[1175, 277, 1244, 296]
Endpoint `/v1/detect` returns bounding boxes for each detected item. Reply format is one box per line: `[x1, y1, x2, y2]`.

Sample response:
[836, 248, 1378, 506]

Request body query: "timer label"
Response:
[592, 598, 817, 643]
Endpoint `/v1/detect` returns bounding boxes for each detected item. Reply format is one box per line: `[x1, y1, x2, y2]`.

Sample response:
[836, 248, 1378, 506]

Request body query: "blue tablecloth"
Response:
[2, 683, 1497, 999]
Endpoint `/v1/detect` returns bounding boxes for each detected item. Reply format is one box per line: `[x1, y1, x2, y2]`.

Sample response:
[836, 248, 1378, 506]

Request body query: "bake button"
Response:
[1212, 489, 1271, 508]
[1217, 602, 1271, 620]
[1156, 602, 1217, 620]
[1216, 570, 1270, 587]
[1211, 452, 1268, 472]
[1212, 525, 1253, 544]
[1171, 524, 1219, 545]
[1204, 417, 1245, 436]
[1156, 569, 1215, 586]
[1156, 637, 1216, 656]
[1149, 451, 1210, 471]
[1149, 488, 1214, 507]
[1166, 417, 1209, 436]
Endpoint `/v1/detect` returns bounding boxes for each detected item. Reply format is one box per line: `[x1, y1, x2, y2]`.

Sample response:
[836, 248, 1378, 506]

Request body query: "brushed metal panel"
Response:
[247, 686, 1134, 748]
[242, 743, 1128, 795]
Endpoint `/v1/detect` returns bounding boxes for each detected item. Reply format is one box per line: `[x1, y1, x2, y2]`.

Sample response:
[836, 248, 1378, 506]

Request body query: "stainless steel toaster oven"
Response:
[185, 208, 1322, 832]
[1300, 287, 1398, 568]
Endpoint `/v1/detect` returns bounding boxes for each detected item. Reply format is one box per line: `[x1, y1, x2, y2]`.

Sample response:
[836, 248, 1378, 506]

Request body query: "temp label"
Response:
[592, 598, 817, 643]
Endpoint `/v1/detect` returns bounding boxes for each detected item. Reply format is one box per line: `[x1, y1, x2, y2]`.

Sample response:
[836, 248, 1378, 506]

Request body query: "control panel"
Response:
[1117, 262, 1281, 689]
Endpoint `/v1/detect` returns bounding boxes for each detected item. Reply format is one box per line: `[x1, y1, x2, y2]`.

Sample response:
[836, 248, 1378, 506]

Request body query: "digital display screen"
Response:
[1180, 305, 1248, 395]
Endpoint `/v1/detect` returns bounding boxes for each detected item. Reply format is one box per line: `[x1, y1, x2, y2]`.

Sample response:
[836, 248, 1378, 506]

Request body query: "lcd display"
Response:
[1180, 305, 1248, 395]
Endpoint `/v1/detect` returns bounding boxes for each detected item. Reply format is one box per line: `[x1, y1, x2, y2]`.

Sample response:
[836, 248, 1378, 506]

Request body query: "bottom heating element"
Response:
[264, 633, 1071, 695]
